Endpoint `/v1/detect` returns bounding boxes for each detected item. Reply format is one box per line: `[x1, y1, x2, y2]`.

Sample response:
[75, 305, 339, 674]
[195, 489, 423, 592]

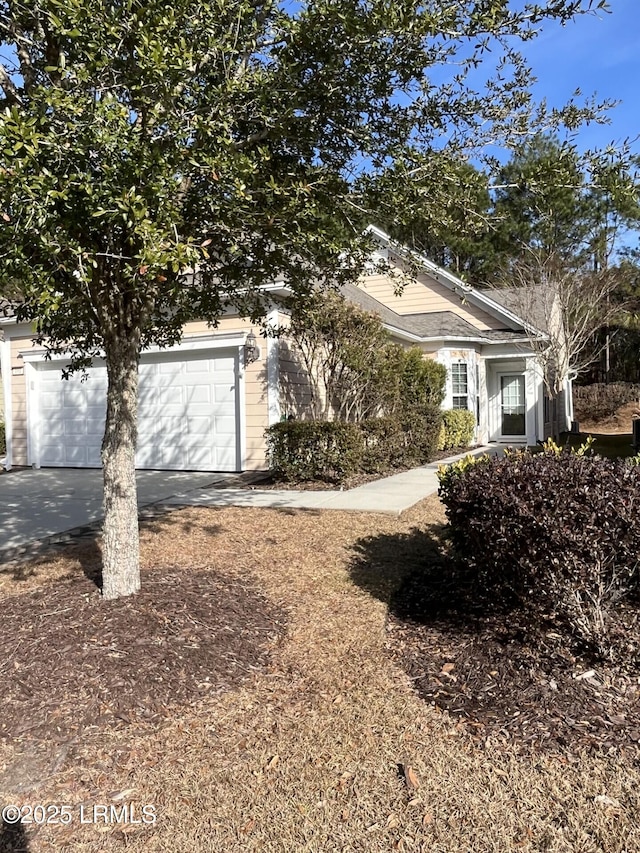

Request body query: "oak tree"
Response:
[0, 0, 612, 598]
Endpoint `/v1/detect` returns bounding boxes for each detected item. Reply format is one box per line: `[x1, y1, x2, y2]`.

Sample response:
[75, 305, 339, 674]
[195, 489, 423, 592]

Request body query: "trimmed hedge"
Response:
[438, 448, 640, 659]
[266, 405, 442, 484]
[437, 409, 475, 451]
[265, 421, 363, 482]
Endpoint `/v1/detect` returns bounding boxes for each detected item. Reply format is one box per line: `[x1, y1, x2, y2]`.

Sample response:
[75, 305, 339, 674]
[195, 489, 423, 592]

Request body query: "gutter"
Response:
[381, 321, 542, 347]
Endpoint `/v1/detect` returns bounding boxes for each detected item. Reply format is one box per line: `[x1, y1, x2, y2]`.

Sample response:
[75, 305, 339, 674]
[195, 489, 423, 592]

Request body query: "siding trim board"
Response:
[0, 336, 11, 467]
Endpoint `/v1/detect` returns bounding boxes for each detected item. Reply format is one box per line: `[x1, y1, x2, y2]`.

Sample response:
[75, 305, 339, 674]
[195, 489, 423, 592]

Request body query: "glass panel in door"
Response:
[500, 375, 526, 436]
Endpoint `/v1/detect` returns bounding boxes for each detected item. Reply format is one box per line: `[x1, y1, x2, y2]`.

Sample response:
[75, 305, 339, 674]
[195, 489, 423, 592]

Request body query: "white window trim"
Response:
[450, 361, 469, 410]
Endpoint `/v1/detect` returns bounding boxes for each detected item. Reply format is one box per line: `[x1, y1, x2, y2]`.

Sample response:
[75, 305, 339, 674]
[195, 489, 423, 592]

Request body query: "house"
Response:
[340, 226, 573, 446]
[0, 227, 572, 472]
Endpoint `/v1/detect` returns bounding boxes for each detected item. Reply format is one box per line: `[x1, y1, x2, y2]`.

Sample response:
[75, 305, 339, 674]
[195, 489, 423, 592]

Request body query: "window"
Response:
[451, 362, 468, 409]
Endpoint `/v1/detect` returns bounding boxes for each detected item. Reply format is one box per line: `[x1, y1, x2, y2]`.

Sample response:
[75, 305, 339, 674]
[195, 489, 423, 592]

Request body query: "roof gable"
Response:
[342, 282, 530, 345]
[365, 225, 541, 335]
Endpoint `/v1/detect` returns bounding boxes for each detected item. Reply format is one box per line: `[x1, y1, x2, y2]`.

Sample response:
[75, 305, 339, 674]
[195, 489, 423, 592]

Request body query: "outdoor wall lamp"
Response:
[244, 330, 261, 364]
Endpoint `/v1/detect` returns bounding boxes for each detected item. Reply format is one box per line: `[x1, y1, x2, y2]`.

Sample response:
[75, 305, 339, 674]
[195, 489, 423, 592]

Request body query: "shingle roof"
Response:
[342, 282, 530, 343]
[482, 286, 549, 333]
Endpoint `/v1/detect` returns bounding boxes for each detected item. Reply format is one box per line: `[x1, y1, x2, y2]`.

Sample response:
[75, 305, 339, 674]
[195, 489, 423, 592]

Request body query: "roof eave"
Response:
[366, 225, 539, 333]
[382, 321, 541, 347]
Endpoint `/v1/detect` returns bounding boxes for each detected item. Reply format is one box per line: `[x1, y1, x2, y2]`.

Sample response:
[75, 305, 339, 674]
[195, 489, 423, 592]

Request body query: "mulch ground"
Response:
[0, 563, 285, 747]
[2, 501, 640, 852]
[386, 563, 640, 758]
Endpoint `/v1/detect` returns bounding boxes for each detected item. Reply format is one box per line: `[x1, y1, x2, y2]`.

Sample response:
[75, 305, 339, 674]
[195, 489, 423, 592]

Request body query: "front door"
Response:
[500, 374, 526, 437]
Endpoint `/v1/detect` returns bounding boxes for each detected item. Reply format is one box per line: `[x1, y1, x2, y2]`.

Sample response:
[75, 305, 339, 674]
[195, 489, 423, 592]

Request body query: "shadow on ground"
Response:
[0, 817, 30, 852]
[348, 520, 497, 630]
[0, 510, 224, 593]
[348, 522, 450, 609]
[348, 521, 640, 756]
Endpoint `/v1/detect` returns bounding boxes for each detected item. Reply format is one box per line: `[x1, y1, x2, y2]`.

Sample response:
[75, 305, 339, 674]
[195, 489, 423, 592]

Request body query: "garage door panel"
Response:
[86, 405, 106, 419]
[64, 445, 91, 465]
[156, 387, 184, 405]
[85, 389, 106, 406]
[65, 419, 88, 436]
[40, 444, 65, 465]
[187, 447, 215, 469]
[63, 389, 87, 408]
[86, 419, 105, 437]
[35, 349, 239, 472]
[41, 391, 63, 409]
[45, 418, 65, 438]
[159, 361, 182, 375]
[213, 385, 235, 404]
[156, 416, 184, 433]
[135, 445, 156, 467]
[185, 386, 211, 404]
[186, 416, 212, 435]
[215, 416, 237, 436]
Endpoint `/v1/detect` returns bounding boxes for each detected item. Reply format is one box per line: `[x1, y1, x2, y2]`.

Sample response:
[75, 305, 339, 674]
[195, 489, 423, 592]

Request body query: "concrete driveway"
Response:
[0, 446, 496, 561]
[0, 468, 230, 559]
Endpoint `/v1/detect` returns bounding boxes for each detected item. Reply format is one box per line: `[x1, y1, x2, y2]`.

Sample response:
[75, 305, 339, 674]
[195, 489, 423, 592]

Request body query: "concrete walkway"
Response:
[0, 447, 493, 560]
[163, 448, 490, 514]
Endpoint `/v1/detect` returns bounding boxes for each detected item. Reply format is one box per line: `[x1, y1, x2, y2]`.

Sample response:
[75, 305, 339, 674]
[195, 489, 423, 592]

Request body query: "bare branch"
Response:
[0, 63, 22, 104]
[502, 251, 622, 399]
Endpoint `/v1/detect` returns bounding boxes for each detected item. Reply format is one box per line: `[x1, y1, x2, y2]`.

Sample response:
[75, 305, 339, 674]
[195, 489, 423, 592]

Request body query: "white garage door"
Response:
[35, 349, 240, 471]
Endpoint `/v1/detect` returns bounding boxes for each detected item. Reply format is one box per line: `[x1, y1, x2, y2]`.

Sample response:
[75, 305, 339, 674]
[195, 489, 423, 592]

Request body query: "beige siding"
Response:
[181, 316, 245, 336]
[360, 270, 506, 331]
[278, 339, 315, 419]
[9, 333, 33, 466]
[243, 352, 270, 470]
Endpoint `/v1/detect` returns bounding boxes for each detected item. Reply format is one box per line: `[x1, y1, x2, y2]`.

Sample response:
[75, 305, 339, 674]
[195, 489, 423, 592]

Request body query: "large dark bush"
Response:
[438, 449, 640, 658]
[400, 403, 443, 466]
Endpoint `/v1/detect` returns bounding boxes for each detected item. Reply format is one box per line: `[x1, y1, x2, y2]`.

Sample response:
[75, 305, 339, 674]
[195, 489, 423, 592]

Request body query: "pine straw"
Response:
[1, 498, 639, 852]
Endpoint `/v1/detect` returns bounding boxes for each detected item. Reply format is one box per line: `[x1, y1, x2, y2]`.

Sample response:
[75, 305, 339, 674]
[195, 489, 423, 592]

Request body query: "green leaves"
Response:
[0, 0, 629, 361]
[439, 448, 640, 659]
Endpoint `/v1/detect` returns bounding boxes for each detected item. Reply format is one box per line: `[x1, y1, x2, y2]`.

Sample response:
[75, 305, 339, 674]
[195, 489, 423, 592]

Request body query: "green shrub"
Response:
[438, 448, 640, 659]
[359, 417, 403, 473]
[266, 421, 363, 483]
[0, 422, 4, 456]
[266, 405, 442, 483]
[398, 349, 446, 409]
[437, 409, 475, 451]
[400, 404, 443, 466]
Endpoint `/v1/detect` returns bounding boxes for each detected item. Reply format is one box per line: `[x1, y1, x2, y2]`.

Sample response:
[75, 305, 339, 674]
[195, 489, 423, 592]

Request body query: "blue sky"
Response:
[521, 0, 639, 153]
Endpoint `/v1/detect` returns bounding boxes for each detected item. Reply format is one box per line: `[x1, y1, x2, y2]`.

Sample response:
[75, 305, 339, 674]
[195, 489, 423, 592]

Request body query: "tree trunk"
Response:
[101, 337, 141, 600]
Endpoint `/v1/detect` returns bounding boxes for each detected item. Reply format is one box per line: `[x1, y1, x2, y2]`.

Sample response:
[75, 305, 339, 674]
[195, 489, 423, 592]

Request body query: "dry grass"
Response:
[1, 498, 639, 852]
